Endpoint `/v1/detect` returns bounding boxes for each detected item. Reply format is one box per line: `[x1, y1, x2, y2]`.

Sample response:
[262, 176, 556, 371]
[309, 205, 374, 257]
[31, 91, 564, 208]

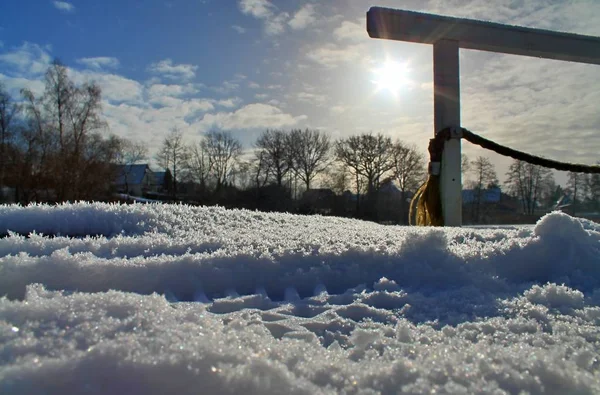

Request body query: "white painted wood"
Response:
[367, 7, 600, 65]
[434, 40, 462, 227]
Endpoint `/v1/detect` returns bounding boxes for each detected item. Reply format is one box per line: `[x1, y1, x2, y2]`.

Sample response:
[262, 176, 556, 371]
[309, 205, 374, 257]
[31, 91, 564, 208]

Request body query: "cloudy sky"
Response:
[1, 0, 599, 185]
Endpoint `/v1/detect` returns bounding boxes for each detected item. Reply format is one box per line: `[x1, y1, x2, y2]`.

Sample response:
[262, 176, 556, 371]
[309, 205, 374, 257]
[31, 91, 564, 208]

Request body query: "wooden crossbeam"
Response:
[366, 7, 600, 226]
[367, 7, 600, 64]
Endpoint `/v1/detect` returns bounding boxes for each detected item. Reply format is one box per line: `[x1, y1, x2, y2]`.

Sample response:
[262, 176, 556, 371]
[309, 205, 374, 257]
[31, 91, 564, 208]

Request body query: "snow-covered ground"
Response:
[1, 203, 599, 394]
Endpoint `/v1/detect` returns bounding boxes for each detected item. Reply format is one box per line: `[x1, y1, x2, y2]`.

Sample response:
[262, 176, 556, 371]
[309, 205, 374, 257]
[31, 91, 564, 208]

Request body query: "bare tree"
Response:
[335, 133, 395, 216]
[0, 83, 20, 200]
[79, 132, 122, 199]
[255, 129, 292, 187]
[14, 61, 107, 202]
[231, 159, 252, 190]
[185, 141, 211, 191]
[202, 130, 242, 191]
[461, 153, 471, 185]
[322, 163, 350, 195]
[567, 171, 587, 215]
[468, 156, 498, 223]
[17, 89, 55, 201]
[41, 60, 106, 200]
[288, 129, 330, 190]
[155, 128, 189, 198]
[505, 160, 554, 215]
[252, 150, 272, 189]
[391, 142, 426, 223]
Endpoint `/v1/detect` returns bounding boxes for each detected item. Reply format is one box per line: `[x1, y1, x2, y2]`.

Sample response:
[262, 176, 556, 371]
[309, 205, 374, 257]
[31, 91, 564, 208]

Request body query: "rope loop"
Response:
[409, 126, 600, 227]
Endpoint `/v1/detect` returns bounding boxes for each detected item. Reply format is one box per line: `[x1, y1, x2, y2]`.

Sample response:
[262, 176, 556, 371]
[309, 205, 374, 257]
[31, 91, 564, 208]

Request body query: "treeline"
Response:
[152, 127, 427, 222]
[1, 61, 597, 224]
[0, 61, 124, 202]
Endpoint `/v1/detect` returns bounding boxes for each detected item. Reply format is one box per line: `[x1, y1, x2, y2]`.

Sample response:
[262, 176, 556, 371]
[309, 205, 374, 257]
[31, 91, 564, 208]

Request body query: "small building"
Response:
[462, 187, 501, 204]
[114, 164, 155, 197]
[152, 169, 173, 194]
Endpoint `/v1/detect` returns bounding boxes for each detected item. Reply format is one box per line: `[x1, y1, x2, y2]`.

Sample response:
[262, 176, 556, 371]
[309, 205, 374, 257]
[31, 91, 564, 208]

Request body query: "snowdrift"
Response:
[1, 203, 599, 394]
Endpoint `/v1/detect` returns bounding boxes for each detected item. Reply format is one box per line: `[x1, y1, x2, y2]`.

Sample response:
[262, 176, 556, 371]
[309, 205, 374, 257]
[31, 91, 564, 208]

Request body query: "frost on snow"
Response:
[0, 203, 599, 394]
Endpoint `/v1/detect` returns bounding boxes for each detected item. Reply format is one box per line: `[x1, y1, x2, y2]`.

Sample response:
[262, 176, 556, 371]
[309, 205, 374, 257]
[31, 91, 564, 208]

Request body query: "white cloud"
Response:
[330, 106, 346, 114]
[289, 4, 317, 30]
[248, 81, 260, 89]
[264, 11, 289, 36]
[76, 57, 120, 70]
[238, 0, 274, 19]
[231, 25, 247, 34]
[297, 91, 326, 104]
[0, 42, 52, 75]
[148, 59, 198, 81]
[238, 0, 289, 36]
[306, 43, 367, 68]
[333, 20, 367, 42]
[147, 83, 199, 98]
[197, 103, 306, 131]
[0, 73, 46, 97]
[53, 1, 75, 13]
[217, 98, 242, 108]
[213, 80, 241, 94]
[71, 70, 144, 104]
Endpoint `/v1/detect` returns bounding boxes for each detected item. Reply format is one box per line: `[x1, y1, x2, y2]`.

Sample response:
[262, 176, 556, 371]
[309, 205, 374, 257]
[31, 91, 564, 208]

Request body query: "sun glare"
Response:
[372, 60, 411, 96]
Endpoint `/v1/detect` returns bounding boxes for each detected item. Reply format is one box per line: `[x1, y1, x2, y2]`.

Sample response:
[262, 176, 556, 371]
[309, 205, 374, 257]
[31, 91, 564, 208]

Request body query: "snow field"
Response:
[0, 203, 599, 394]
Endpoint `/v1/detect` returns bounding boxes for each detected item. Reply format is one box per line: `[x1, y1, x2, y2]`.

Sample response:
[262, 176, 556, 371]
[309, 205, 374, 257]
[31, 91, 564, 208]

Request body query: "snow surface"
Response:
[0, 202, 599, 394]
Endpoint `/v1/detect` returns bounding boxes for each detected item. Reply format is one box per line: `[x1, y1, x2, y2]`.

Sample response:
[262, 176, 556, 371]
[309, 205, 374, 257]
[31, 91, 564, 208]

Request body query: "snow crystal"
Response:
[1, 203, 600, 394]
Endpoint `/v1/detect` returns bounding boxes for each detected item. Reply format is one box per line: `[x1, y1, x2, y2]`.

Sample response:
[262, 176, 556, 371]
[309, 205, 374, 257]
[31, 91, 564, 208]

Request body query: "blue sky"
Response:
[1, 0, 600, 185]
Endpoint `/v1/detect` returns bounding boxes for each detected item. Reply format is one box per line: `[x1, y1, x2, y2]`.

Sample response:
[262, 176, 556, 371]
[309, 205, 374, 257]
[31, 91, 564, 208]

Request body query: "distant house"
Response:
[462, 187, 501, 204]
[379, 179, 403, 198]
[114, 164, 156, 197]
[152, 169, 173, 194]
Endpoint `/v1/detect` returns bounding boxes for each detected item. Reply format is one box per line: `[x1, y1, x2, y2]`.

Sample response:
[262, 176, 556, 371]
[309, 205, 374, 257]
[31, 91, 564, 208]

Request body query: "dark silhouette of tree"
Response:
[255, 129, 292, 187]
[202, 130, 242, 191]
[505, 159, 554, 215]
[322, 163, 350, 195]
[288, 129, 330, 190]
[567, 171, 587, 215]
[155, 127, 189, 199]
[185, 141, 211, 193]
[0, 83, 21, 201]
[468, 156, 498, 223]
[14, 60, 110, 202]
[43, 60, 105, 200]
[461, 153, 471, 185]
[335, 133, 394, 217]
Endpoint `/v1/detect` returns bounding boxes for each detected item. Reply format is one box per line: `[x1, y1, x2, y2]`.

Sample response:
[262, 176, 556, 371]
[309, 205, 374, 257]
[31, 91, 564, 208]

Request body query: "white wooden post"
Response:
[433, 40, 461, 226]
[366, 7, 600, 226]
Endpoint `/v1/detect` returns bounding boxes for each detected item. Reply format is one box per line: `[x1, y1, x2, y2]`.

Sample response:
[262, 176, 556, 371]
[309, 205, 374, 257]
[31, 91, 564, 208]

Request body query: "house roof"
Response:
[115, 164, 151, 186]
[379, 180, 401, 194]
[462, 187, 501, 203]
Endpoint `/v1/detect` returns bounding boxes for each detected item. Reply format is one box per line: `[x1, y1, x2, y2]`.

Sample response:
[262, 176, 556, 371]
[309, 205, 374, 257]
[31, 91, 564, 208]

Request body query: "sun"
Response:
[372, 60, 411, 96]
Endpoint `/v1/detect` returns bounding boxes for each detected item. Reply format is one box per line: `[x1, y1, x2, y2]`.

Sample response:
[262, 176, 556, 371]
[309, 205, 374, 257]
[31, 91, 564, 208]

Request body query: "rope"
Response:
[461, 129, 600, 174]
[409, 127, 600, 227]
